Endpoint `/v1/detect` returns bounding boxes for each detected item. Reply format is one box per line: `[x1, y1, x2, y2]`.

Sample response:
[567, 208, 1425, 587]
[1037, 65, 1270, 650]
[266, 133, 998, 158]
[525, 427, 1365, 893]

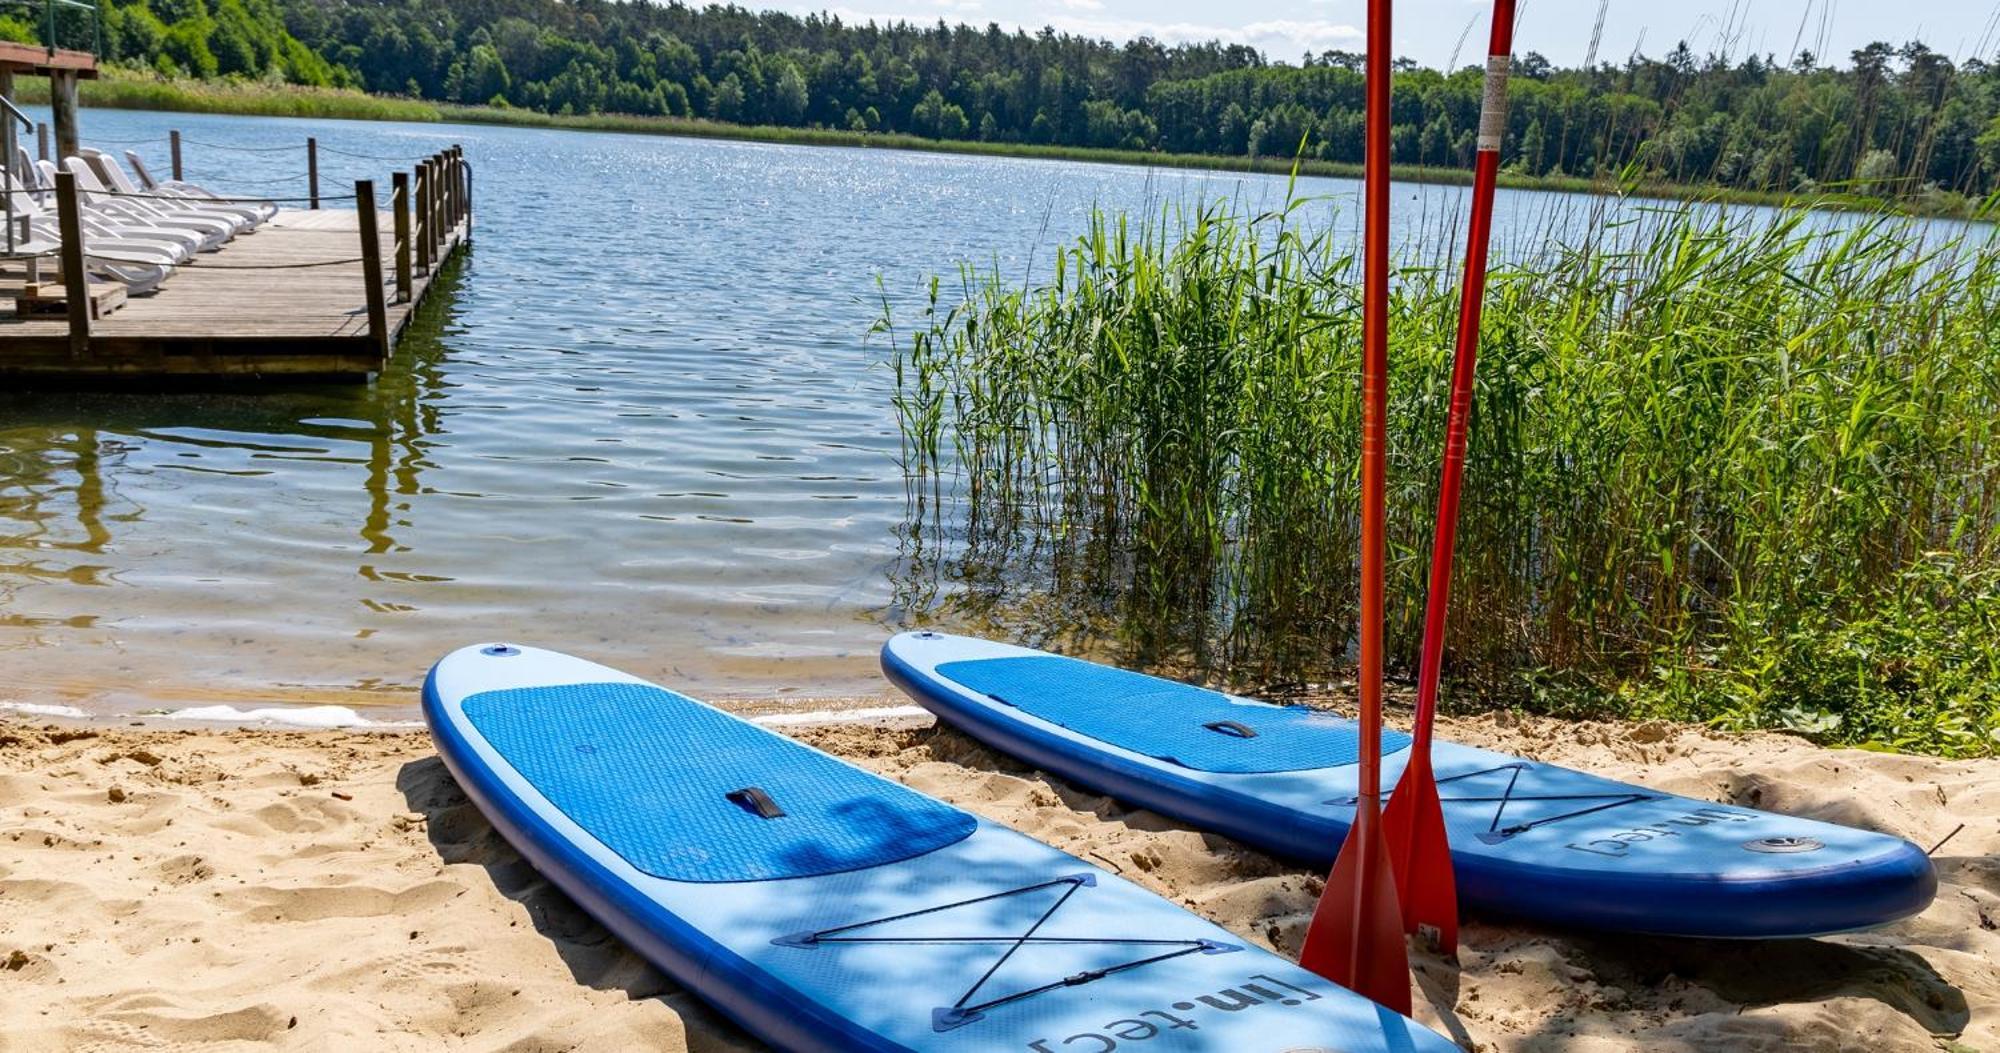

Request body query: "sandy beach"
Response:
[0, 706, 1991, 1052]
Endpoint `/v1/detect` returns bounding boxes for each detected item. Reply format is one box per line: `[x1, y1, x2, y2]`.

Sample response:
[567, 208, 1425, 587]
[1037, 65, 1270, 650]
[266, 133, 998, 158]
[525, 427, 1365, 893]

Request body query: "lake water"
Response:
[0, 109, 1973, 720]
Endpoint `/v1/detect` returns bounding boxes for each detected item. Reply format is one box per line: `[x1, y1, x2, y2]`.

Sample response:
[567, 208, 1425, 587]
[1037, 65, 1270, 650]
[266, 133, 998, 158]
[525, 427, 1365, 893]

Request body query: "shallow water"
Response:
[0, 109, 1973, 717]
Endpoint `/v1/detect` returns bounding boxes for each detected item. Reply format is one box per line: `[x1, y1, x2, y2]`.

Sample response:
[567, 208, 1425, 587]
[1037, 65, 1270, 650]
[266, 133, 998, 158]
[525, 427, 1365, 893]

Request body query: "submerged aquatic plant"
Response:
[887, 192, 2000, 757]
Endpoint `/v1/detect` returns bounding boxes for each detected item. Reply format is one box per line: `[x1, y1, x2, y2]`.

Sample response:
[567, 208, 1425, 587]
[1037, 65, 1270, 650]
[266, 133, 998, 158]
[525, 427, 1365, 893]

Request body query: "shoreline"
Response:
[0, 692, 926, 732]
[21, 73, 1972, 220]
[0, 706, 1990, 1050]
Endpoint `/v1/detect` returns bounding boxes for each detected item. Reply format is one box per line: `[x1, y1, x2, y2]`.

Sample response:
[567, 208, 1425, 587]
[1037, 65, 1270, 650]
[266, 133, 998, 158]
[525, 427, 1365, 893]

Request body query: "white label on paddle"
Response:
[1478, 54, 1511, 152]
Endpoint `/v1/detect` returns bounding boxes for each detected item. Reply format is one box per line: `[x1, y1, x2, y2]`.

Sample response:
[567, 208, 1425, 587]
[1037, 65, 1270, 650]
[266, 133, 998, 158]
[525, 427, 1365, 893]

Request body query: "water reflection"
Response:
[0, 260, 459, 711]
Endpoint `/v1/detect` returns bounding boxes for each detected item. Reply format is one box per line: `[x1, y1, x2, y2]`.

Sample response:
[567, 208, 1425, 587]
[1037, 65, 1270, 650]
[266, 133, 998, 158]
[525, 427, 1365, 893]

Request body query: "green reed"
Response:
[886, 194, 2000, 757]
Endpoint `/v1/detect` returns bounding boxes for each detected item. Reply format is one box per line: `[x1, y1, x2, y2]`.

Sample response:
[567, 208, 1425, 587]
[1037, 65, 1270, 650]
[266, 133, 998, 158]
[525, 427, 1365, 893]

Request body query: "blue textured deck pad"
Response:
[462, 683, 977, 883]
[937, 656, 1411, 773]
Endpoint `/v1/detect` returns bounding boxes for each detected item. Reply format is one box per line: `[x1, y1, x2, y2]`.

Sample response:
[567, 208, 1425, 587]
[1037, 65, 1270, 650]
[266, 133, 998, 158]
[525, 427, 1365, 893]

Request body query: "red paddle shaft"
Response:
[1354, 0, 1395, 867]
[1300, 0, 1411, 1015]
[1384, 0, 1518, 955]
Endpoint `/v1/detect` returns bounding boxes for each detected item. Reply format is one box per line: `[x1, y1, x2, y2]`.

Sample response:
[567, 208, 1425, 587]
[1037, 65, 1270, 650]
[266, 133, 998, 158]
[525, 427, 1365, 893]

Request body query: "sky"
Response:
[770, 0, 2000, 70]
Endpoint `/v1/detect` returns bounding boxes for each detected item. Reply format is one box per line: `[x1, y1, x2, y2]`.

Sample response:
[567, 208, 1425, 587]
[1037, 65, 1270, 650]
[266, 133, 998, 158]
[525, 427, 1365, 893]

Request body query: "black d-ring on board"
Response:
[1202, 720, 1258, 739]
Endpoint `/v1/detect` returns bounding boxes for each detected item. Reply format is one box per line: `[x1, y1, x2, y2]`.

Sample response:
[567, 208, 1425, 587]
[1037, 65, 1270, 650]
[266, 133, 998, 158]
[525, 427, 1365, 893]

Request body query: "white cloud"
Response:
[1241, 18, 1364, 53]
[777, 4, 1359, 59]
[1046, 15, 1362, 56]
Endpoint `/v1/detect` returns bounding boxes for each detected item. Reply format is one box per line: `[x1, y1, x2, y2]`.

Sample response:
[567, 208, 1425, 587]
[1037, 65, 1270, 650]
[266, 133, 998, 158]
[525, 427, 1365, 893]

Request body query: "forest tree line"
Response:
[23, 0, 2000, 198]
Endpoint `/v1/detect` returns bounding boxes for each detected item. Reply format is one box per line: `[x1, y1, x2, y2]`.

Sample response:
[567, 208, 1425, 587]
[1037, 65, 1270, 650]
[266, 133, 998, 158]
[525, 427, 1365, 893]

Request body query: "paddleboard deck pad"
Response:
[883, 632, 1937, 939]
[424, 643, 1459, 1052]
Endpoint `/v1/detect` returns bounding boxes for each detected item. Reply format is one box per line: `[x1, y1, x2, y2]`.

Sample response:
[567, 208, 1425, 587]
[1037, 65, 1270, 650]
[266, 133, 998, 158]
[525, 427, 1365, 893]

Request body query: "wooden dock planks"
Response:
[0, 208, 466, 380]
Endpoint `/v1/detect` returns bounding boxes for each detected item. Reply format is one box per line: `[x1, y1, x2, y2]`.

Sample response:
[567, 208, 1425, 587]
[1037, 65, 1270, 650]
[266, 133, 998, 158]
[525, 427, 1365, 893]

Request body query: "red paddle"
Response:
[1381, 0, 1518, 958]
[1299, 0, 1410, 1015]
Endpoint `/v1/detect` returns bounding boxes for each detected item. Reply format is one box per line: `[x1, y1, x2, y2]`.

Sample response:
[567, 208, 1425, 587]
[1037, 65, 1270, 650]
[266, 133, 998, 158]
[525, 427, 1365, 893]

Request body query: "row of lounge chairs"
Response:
[3, 149, 277, 296]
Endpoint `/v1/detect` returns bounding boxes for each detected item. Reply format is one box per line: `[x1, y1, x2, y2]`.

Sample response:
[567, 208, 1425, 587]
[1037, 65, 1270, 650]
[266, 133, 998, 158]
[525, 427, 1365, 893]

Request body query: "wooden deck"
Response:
[0, 209, 466, 380]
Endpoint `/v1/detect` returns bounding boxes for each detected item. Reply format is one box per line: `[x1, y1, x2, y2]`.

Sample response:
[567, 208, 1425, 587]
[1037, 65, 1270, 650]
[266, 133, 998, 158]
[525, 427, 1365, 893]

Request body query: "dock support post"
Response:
[36, 121, 47, 162]
[49, 69, 79, 163]
[417, 158, 431, 265]
[0, 69, 14, 256]
[357, 180, 390, 361]
[391, 171, 411, 303]
[170, 130, 181, 181]
[307, 137, 319, 209]
[429, 153, 444, 260]
[414, 161, 431, 274]
[0, 68, 13, 159]
[462, 153, 473, 241]
[53, 171, 90, 357]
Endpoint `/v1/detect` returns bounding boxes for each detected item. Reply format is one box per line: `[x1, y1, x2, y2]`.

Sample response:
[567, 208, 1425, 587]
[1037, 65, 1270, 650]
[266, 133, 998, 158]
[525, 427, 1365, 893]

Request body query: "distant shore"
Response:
[20, 71, 1974, 219]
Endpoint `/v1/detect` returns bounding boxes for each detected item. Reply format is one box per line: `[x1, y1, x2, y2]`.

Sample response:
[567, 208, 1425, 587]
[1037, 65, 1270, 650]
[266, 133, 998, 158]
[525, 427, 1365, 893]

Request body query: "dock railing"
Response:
[354, 146, 468, 351]
[354, 148, 469, 350]
[147, 131, 473, 221]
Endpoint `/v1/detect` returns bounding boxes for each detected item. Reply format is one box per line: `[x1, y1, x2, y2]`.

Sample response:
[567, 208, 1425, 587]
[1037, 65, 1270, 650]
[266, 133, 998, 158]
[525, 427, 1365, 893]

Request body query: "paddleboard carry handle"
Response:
[1202, 720, 1258, 739]
[727, 786, 787, 819]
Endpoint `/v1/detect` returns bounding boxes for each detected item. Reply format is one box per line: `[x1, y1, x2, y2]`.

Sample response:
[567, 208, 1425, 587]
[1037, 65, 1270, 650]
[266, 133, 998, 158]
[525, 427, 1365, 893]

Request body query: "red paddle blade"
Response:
[1299, 798, 1411, 1014]
[1383, 753, 1459, 955]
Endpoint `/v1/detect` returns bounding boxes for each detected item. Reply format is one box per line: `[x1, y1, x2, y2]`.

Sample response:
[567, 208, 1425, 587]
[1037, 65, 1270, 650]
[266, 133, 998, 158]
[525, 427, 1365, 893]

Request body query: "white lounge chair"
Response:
[33, 159, 210, 254]
[85, 149, 269, 231]
[123, 151, 279, 223]
[54, 158, 235, 251]
[59, 242, 173, 294]
[80, 149, 259, 234]
[9, 147, 44, 198]
[3, 169, 203, 261]
[0, 219, 174, 295]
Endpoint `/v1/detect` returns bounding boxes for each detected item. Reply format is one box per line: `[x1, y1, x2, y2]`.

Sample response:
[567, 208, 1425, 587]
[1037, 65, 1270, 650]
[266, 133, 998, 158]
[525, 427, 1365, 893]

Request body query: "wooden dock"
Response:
[0, 149, 470, 382]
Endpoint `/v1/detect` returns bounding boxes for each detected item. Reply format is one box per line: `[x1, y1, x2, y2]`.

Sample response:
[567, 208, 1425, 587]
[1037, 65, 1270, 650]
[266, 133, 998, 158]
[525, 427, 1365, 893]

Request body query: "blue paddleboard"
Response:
[424, 643, 1460, 1052]
[882, 632, 1938, 939]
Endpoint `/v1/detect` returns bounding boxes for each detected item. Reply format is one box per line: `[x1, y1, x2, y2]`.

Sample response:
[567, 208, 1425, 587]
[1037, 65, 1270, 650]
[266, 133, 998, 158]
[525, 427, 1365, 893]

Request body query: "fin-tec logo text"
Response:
[1024, 973, 1324, 1051]
[1565, 807, 1753, 856]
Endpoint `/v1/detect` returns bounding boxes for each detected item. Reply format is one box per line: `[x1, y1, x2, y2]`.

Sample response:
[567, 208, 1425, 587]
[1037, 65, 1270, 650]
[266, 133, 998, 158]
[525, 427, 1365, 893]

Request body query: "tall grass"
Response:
[887, 194, 2000, 757]
[14, 71, 441, 122]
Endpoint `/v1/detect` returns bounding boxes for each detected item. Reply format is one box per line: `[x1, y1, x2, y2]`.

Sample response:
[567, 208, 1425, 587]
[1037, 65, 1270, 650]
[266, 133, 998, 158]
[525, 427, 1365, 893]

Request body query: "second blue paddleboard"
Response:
[883, 631, 1936, 939]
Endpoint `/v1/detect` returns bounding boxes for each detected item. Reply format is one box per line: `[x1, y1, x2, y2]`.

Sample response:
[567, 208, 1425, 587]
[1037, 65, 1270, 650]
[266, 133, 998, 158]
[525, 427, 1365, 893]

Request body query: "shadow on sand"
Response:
[394, 755, 762, 1051]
